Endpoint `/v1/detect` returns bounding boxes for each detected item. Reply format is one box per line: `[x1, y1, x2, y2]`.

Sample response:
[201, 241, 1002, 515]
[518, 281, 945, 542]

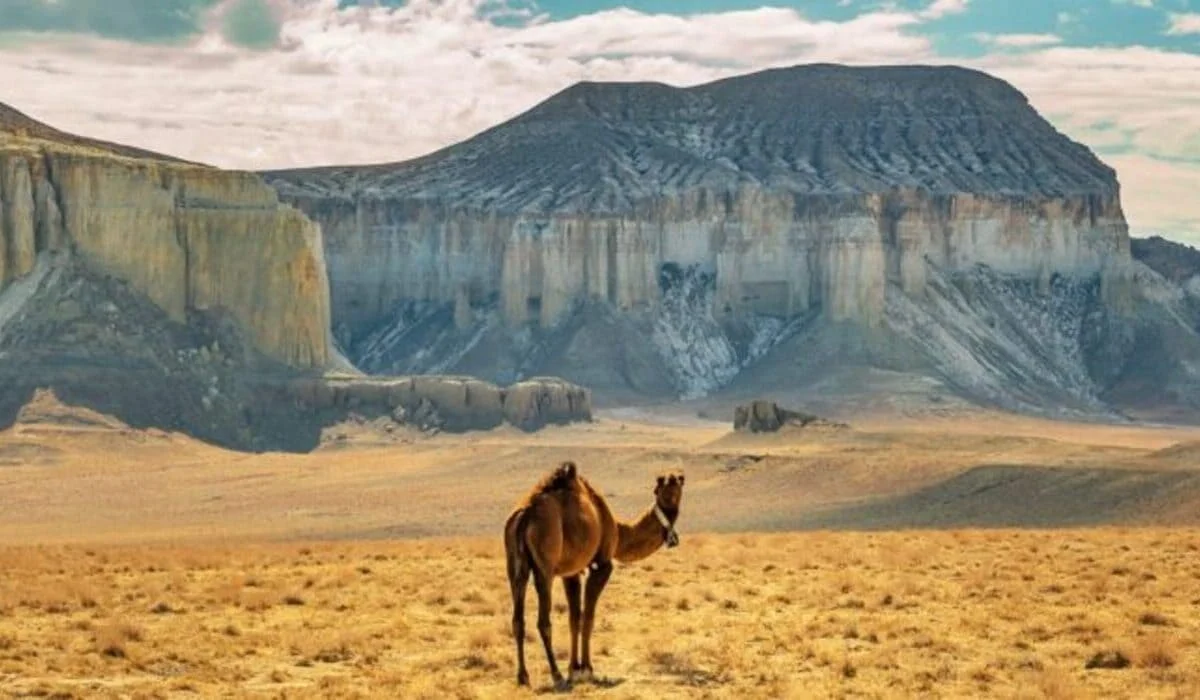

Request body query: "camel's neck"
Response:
[614, 505, 676, 564]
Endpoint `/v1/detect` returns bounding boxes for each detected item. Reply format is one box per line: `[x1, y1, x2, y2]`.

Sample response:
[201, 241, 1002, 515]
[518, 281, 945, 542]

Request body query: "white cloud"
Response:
[974, 46, 1200, 160]
[0, 0, 1195, 239]
[972, 45, 1200, 237]
[1112, 0, 1155, 8]
[1167, 13, 1200, 35]
[0, 0, 938, 170]
[1108, 155, 1200, 242]
[972, 33, 1062, 48]
[920, 0, 969, 20]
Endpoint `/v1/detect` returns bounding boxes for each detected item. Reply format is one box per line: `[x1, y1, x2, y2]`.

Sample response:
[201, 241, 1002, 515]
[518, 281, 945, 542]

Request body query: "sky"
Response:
[0, 0, 1197, 241]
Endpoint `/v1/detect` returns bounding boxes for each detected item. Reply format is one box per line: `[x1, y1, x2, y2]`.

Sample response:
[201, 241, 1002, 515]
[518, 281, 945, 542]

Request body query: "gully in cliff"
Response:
[503, 461, 684, 689]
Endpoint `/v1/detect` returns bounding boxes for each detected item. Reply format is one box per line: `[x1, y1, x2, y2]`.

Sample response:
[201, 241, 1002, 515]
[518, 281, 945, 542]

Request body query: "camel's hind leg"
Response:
[506, 517, 532, 686]
[508, 560, 531, 685]
[563, 575, 583, 680]
[532, 567, 566, 689]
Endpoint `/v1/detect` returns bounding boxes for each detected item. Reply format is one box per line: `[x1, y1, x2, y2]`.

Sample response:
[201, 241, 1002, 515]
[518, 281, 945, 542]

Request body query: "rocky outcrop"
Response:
[733, 400, 842, 433]
[0, 103, 333, 368]
[260, 375, 592, 432]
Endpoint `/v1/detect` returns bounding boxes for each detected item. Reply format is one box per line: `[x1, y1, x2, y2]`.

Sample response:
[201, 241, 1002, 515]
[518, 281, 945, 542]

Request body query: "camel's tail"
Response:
[504, 507, 532, 583]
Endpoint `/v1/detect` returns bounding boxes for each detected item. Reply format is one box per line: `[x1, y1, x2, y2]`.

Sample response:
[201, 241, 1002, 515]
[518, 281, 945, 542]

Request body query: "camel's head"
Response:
[653, 472, 685, 548]
[654, 472, 685, 511]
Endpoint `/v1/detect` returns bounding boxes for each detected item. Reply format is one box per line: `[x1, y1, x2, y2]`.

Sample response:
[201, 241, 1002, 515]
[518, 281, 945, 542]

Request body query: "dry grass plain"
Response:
[3, 394, 1200, 698]
[3, 531, 1200, 699]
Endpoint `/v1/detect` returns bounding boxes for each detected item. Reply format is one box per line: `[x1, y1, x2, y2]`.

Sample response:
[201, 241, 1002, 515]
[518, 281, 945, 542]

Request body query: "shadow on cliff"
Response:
[0, 371, 595, 454]
[0, 259, 335, 452]
[0, 377, 329, 453]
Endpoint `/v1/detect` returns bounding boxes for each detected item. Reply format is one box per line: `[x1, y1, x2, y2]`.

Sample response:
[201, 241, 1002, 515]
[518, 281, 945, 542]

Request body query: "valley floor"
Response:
[3, 398, 1200, 697]
[4, 399, 1200, 544]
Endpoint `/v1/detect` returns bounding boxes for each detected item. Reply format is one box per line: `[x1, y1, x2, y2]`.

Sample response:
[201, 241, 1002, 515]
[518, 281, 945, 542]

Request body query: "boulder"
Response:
[411, 375, 505, 431]
[503, 378, 592, 432]
[733, 400, 841, 433]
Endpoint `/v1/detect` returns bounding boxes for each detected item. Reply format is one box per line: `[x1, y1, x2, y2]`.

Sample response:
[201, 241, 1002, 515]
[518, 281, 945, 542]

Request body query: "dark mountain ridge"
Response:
[266, 64, 1118, 215]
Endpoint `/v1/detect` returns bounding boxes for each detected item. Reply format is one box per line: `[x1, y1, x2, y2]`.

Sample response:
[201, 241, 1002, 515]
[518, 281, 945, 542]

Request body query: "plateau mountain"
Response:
[264, 64, 1200, 420]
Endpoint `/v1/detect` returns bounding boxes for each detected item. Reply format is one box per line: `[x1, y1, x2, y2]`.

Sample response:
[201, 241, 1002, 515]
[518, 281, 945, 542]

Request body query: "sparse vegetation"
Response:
[0, 530, 1196, 697]
[1086, 649, 1132, 670]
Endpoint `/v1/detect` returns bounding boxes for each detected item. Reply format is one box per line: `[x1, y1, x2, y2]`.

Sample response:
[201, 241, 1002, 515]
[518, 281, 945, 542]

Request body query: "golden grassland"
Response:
[2, 529, 1200, 699]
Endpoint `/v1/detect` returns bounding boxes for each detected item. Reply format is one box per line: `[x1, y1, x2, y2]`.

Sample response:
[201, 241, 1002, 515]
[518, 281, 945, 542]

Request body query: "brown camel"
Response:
[503, 461, 685, 688]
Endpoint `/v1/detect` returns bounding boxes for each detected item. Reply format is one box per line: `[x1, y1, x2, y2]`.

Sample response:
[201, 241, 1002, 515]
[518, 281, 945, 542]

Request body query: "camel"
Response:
[503, 461, 685, 688]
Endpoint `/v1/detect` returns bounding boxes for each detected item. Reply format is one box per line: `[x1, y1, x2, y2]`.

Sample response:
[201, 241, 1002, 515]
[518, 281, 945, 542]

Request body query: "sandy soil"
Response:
[3, 394, 1200, 545]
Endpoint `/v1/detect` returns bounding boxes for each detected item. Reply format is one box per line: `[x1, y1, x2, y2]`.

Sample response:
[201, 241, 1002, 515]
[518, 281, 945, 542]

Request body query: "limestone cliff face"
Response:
[281, 186, 1128, 339]
[0, 104, 332, 368]
[265, 65, 1131, 349]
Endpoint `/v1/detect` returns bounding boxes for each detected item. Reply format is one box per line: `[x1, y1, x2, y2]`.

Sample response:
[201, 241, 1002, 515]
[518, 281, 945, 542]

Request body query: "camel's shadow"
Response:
[536, 676, 626, 694]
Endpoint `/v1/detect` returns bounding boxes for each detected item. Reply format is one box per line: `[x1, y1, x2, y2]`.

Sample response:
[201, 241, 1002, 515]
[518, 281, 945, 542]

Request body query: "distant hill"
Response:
[1132, 235, 1200, 285]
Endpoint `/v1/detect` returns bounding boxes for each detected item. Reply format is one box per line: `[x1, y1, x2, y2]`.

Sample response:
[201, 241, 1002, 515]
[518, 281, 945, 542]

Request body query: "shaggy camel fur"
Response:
[503, 461, 685, 688]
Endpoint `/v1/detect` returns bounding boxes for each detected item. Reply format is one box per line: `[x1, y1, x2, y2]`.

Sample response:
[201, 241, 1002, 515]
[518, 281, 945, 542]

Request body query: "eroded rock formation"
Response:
[0, 103, 592, 448]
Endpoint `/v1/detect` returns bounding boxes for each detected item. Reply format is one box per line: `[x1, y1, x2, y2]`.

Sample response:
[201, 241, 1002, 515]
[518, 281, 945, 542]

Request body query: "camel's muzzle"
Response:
[665, 529, 680, 548]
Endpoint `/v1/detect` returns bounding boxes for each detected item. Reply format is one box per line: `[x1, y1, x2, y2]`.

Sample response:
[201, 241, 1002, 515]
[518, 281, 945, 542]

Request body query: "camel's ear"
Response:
[561, 461, 576, 479]
[656, 475, 666, 488]
[677, 473, 685, 485]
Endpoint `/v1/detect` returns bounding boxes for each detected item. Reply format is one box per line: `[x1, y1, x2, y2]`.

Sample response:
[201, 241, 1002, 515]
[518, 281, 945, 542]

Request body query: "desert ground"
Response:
[2, 392, 1200, 698]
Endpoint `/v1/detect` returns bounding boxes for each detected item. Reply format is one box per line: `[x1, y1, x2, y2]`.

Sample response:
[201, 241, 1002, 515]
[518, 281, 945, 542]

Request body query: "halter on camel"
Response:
[654, 504, 680, 548]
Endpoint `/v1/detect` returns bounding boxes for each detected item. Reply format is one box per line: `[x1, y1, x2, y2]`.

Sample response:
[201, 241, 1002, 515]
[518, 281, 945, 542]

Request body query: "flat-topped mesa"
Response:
[264, 64, 1131, 338]
[0, 103, 333, 368]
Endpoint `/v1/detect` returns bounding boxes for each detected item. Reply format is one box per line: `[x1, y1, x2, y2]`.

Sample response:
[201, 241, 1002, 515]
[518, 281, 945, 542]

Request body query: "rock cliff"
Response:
[264, 64, 1173, 416]
[0, 102, 332, 368]
[0, 103, 592, 447]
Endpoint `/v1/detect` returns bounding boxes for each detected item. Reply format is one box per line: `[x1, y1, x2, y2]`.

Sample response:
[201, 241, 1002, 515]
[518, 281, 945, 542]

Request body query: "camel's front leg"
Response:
[563, 575, 584, 681]
[533, 569, 567, 689]
[579, 560, 613, 681]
